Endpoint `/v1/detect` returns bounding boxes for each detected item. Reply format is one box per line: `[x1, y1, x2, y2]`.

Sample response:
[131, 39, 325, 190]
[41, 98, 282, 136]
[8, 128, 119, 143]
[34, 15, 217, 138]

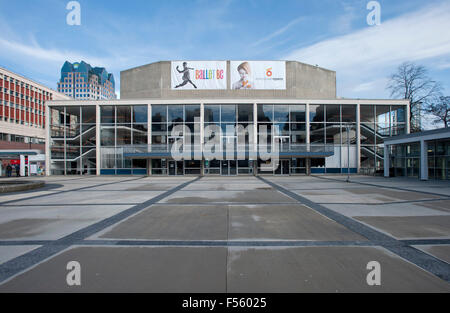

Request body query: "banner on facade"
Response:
[230, 61, 286, 90]
[171, 61, 227, 90]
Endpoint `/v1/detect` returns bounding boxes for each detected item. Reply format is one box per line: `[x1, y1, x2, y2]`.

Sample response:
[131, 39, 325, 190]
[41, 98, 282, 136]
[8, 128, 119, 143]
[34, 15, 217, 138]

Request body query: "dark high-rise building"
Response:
[57, 61, 116, 100]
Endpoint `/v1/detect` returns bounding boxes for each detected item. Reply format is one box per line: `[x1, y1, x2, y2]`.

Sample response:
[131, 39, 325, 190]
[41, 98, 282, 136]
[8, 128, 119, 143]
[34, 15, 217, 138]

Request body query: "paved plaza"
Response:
[0, 175, 449, 292]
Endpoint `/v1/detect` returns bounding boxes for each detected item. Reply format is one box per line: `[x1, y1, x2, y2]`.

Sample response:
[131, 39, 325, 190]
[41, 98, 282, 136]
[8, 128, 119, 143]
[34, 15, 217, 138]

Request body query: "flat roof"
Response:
[385, 127, 450, 145]
[47, 98, 410, 106]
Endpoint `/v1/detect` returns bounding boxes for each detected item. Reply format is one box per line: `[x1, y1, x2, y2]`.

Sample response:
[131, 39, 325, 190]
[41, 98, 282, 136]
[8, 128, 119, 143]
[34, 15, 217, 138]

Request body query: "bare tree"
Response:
[426, 96, 450, 128]
[387, 62, 442, 132]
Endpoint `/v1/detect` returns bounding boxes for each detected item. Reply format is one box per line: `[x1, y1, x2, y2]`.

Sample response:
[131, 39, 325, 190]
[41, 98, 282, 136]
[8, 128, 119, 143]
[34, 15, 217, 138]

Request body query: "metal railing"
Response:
[121, 144, 335, 154]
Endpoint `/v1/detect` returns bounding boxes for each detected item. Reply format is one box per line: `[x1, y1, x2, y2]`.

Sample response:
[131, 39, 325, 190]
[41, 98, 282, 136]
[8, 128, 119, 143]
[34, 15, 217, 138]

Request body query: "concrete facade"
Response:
[120, 61, 337, 100]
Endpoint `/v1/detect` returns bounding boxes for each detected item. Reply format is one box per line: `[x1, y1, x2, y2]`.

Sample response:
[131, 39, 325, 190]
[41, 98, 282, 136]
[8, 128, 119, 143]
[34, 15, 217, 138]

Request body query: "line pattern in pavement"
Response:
[1, 238, 449, 247]
[312, 175, 450, 198]
[0, 176, 147, 206]
[258, 176, 450, 283]
[0, 177, 201, 284]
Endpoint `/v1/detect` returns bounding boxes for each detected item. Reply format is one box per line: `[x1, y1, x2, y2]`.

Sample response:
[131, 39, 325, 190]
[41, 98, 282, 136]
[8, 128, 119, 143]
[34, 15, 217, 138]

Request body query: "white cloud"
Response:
[285, 2, 450, 70]
[284, 2, 450, 98]
[0, 37, 104, 66]
[251, 17, 305, 47]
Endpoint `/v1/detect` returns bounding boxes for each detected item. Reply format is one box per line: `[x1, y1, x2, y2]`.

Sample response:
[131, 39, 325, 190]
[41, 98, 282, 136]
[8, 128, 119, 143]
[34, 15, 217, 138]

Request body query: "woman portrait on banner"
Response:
[232, 62, 254, 90]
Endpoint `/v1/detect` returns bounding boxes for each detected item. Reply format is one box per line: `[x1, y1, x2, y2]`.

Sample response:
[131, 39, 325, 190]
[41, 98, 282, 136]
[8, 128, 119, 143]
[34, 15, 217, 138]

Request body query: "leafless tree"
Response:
[426, 96, 450, 128]
[387, 62, 442, 132]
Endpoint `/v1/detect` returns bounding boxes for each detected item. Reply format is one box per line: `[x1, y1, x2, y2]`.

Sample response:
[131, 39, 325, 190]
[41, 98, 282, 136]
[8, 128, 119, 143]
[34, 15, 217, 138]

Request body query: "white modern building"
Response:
[46, 60, 410, 176]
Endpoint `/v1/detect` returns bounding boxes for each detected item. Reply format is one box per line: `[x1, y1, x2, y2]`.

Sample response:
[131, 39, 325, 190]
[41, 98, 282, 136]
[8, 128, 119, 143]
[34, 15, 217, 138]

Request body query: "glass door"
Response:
[168, 160, 184, 176]
[221, 160, 229, 176]
[274, 136, 290, 152]
[275, 159, 290, 176]
[168, 160, 176, 176]
[221, 160, 237, 176]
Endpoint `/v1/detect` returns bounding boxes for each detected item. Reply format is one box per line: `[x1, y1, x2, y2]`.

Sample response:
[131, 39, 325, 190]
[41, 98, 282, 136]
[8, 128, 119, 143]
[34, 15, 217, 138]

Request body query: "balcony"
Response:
[123, 144, 334, 159]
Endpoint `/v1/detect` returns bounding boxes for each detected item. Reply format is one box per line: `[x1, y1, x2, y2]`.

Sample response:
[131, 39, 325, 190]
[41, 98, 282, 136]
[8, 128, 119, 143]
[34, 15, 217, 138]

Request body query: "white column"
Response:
[200, 103, 204, 150]
[384, 144, 390, 177]
[306, 103, 310, 152]
[253, 103, 258, 159]
[20, 155, 26, 176]
[147, 103, 152, 176]
[147, 104, 152, 151]
[420, 140, 428, 181]
[45, 104, 51, 176]
[356, 103, 361, 173]
[96, 104, 101, 176]
[200, 103, 204, 175]
[253, 103, 258, 175]
[406, 102, 411, 134]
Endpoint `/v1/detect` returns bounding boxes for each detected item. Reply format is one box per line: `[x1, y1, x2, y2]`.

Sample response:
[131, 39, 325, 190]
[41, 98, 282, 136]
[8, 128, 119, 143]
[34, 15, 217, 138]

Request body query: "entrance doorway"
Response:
[221, 160, 237, 176]
[168, 160, 184, 176]
[275, 159, 290, 175]
[274, 136, 290, 152]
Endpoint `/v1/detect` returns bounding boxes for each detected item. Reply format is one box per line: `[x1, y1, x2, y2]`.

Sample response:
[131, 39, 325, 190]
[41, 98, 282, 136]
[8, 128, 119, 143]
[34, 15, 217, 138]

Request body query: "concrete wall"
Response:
[120, 61, 336, 100]
[0, 121, 45, 139]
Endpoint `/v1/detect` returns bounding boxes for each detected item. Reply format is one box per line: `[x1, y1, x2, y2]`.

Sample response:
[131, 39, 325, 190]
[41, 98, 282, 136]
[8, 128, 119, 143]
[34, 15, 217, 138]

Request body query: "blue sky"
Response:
[0, 0, 449, 103]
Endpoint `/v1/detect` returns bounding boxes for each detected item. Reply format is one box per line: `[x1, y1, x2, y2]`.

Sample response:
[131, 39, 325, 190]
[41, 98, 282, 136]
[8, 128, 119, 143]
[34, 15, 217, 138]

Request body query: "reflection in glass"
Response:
[152, 105, 167, 123]
[258, 104, 273, 122]
[133, 105, 148, 123]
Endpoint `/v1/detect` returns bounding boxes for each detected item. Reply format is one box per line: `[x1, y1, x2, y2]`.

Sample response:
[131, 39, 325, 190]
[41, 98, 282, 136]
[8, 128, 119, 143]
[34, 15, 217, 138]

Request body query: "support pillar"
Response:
[96, 105, 101, 176]
[384, 144, 390, 178]
[420, 140, 428, 181]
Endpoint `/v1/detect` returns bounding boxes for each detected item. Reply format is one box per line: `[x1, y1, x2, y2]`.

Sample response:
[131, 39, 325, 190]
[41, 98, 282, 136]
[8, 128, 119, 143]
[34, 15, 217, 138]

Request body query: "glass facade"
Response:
[50, 106, 97, 175]
[428, 140, 450, 180]
[100, 105, 148, 175]
[388, 139, 450, 181]
[360, 105, 406, 175]
[48, 103, 407, 176]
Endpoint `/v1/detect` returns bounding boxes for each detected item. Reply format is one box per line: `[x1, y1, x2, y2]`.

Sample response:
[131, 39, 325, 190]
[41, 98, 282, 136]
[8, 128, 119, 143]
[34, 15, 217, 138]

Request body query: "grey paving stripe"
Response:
[0, 241, 52, 246]
[0, 177, 201, 284]
[156, 202, 298, 206]
[0, 176, 147, 206]
[0, 203, 142, 207]
[312, 175, 450, 198]
[76, 239, 379, 247]
[258, 176, 450, 283]
[401, 239, 450, 246]
[316, 198, 450, 206]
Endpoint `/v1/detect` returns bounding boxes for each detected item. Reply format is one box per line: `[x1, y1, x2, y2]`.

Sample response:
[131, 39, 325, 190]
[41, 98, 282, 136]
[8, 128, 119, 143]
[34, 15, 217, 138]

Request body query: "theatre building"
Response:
[46, 60, 410, 176]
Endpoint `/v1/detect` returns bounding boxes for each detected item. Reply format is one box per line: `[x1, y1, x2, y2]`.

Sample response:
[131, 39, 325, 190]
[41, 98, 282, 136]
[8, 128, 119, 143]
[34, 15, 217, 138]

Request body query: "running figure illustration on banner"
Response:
[175, 62, 197, 89]
[232, 62, 254, 90]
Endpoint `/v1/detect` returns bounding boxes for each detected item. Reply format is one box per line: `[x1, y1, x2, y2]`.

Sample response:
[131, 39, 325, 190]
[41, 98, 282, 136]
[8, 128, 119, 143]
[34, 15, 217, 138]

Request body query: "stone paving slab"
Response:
[228, 204, 366, 241]
[355, 216, 450, 239]
[0, 246, 227, 293]
[10, 190, 165, 205]
[227, 246, 450, 293]
[0, 205, 133, 240]
[322, 202, 450, 217]
[0, 246, 41, 265]
[99, 204, 365, 241]
[414, 245, 450, 264]
[162, 190, 296, 204]
[417, 200, 450, 213]
[100, 205, 228, 240]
